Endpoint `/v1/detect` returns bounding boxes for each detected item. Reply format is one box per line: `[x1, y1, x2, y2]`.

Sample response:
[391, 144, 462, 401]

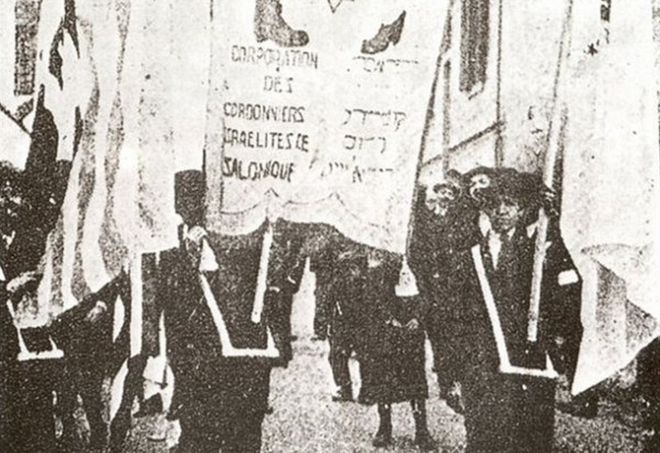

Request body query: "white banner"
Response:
[561, 0, 660, 393]
[206, 0, 445, 253]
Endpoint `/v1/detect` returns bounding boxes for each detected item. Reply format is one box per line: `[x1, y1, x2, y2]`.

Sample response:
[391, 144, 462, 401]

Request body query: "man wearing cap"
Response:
[445, 167, 583, 453]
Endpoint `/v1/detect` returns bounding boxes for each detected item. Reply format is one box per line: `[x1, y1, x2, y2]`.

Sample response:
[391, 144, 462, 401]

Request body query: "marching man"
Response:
[445, 168, 583, 453]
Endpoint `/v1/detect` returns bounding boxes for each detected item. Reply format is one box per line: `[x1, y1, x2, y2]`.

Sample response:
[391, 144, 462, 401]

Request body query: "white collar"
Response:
[478, 212, 491, 238]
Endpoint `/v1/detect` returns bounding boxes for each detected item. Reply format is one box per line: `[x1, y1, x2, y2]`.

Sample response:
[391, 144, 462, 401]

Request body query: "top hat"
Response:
[174, 170, 206, 227]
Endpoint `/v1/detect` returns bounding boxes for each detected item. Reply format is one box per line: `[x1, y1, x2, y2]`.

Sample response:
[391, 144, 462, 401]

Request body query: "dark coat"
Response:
[447, 225, 582, 452]
[356, 252, 428, 405]
[0, 286, 19, 364]
[409, 197, 480, 385]
[50, 275, 122, 367]
[157, 223, 295, 437]
[263, 220, 306, 364]
[446, 226, 582, 379]
[310, 235, 366, 339]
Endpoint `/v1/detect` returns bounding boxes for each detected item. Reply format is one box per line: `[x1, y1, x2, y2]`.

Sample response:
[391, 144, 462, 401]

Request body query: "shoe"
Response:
[557, 399, 598, 419]
[361, 11, 406, 55]
[446, 391, 464, 415]
[331, 385, 354, 402]
[254, 0, 309, 47]
[445, 382, 464, 415]
[414, 431, 438, 451]
[373, 404, 393, 447]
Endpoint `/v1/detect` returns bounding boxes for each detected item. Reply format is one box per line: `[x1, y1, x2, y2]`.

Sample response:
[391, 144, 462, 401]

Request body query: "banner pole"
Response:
[527, 0, 574, 342]
[251, 220, 274, 324]
[129, 251, 143, 357]
[395, 4, 453, 298]
[403, 4, 452, 258]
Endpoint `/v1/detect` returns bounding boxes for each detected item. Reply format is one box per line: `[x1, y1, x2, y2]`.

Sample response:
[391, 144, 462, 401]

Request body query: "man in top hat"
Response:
[159, 169, 208, 422]
[159, 167, 302, 452]
[169, 221, 299, 453]
[444, 167, 583, 453]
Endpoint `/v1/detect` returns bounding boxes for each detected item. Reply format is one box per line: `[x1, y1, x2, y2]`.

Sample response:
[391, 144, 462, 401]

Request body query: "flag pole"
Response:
[129, 251, 143, 357]
[527, 0, 574, 342]
[405, 2, 452, 255]
[251, 219, 274, 323]
[395, 10, 449, 297]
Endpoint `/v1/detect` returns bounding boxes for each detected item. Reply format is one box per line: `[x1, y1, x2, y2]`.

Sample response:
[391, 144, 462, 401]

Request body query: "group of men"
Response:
[1, 159, 307, 452]
[2, 154, 657, 452]
[311, 166, 586, 452]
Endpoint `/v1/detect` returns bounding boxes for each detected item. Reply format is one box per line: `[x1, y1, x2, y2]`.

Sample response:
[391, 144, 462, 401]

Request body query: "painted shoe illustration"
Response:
[254, 0, 309, 47]
[361, 10, 406, 55]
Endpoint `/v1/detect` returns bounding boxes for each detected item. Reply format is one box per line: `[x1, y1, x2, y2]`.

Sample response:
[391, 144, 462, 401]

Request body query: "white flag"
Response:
[560, 0, 660, 394]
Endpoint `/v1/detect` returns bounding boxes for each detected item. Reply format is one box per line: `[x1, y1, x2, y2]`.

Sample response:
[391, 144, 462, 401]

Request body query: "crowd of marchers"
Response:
[1, 160, 660, 453]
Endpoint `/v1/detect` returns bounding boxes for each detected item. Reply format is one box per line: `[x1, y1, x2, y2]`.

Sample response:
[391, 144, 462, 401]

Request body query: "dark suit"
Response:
[1, 256, 61, 453]
[357, 252, 429, 406]
[51, 277, 121, 451]
[263, 220, 306, 366]
[447, 225, 582, 453]
[0, 270, 20, 452]
[159, 223, 293, 453]
[310, 236, 365, 393]
[409, 202, 467, 389]
[638, 338, 660, 452]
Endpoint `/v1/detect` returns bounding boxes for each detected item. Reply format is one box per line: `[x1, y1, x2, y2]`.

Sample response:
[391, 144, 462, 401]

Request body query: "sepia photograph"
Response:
[1, 0, 659, 451]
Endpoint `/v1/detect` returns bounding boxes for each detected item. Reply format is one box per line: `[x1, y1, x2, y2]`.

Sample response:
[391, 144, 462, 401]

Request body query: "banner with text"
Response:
[206, 0, 445, 254]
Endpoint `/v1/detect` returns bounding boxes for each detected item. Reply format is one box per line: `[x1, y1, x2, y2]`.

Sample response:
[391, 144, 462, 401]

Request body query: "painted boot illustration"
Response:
[361, 10, 406, 55]
[254, 0, 309, 47]
[362, 11, 406, 55]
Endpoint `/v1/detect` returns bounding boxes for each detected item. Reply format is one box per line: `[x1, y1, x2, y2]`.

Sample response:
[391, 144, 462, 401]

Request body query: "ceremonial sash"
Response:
[198, 272, 279, 358]
[470, 245, 558, 379]
[5, 300, 63, 362]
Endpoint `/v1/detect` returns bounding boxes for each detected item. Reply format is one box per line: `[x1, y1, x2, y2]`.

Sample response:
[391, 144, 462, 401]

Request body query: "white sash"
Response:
[198, 273, 279, 358]
[5, 300, 64, 362]
[470, 245, 558, 379]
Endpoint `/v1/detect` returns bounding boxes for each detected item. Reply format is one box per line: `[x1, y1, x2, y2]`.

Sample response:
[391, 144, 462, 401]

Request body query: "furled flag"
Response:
[31, 0, 209, 328]
[23, 1, 211, 440]
[558, 0, 660, 394]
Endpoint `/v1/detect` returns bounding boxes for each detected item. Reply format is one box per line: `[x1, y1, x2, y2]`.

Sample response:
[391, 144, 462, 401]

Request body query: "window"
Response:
[460, 0, 490, 94]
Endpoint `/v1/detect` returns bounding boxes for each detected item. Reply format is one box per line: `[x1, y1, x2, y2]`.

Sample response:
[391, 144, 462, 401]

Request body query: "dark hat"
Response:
[463, 166, 496, 186]
[462, 166, 497, 208]
[175, 170, 206, 227]
[485, 168, 545, 214]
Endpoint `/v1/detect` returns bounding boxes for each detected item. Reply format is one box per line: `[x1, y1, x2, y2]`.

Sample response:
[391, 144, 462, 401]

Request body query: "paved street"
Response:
[118, 269, 647, 452]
